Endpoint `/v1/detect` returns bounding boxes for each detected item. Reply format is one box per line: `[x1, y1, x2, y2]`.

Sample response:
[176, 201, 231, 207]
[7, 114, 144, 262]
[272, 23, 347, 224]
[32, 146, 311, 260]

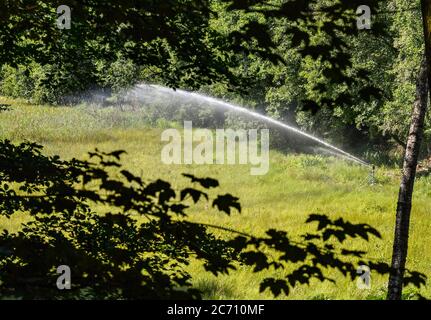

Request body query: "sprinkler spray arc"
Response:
[133, 84, 371, 168]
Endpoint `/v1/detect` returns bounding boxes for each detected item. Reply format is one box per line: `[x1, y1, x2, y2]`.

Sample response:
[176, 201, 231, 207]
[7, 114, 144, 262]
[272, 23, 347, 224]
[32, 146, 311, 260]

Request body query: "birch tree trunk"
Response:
[386, 56, 428, 300]
[386, 0, 431, 300]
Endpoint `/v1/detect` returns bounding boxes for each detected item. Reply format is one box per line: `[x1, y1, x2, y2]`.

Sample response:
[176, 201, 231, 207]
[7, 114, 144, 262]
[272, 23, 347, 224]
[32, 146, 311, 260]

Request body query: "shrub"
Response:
[0, 65, 34, 99]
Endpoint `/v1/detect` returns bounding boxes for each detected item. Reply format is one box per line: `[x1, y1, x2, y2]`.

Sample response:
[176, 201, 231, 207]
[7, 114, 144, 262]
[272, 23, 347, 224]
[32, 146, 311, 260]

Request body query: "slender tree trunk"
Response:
[386, 56, 428, 300]
[386, 0, 431, 300]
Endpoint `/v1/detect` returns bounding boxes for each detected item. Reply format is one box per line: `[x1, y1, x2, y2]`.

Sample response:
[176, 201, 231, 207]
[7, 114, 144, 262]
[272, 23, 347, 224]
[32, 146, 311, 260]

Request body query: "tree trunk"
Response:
[386, 55, 429, 299]
[387, 0, 431, 300]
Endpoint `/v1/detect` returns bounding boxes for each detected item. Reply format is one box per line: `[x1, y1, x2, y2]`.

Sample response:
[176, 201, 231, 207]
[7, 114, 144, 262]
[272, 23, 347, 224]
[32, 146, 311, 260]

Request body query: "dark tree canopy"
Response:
[0, 0, 385, 108]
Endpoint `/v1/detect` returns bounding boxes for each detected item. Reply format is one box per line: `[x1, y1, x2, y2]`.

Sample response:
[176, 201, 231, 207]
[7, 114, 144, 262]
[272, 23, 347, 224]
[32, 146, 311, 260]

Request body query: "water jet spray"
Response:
[132, 84, 371, 167]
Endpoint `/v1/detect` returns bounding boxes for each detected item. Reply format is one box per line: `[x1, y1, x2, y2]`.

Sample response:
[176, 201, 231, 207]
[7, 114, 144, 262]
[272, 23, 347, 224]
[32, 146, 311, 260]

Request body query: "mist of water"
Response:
[126, 84, 369, 167]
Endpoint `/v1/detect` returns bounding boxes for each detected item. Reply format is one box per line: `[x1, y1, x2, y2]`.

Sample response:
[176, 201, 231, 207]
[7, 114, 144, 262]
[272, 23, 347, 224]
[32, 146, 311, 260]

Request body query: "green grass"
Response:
[1, 96, 431, 300]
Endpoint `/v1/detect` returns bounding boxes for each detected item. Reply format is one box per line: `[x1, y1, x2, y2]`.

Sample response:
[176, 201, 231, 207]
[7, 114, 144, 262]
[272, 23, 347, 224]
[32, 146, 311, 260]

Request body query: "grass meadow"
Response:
[1, 96, 431, 300]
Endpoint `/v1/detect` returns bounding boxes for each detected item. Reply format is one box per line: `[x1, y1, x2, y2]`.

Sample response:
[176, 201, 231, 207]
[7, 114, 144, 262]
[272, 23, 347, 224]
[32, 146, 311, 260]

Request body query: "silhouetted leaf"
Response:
[182, 174, 219, 189]
[212, 194, 241, 215]
[180, 188, 208, 203]
[259, 278, 289, 297]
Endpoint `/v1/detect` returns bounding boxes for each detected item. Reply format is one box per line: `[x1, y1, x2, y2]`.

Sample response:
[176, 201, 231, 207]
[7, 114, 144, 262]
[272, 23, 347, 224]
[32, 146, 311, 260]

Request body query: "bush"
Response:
[0, 57, 140, 105]
[95, 57, 140, 94]
[0, 65, 34, 99]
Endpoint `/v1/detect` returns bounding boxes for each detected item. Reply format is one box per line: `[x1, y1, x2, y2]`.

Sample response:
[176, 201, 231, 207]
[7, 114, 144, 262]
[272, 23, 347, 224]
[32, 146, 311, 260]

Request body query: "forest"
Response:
[0, 0, 430, 302]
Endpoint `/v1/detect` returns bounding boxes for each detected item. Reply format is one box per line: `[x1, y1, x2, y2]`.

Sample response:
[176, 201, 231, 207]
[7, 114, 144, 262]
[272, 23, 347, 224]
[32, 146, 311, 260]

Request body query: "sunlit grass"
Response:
[1, 96, 430, 300]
